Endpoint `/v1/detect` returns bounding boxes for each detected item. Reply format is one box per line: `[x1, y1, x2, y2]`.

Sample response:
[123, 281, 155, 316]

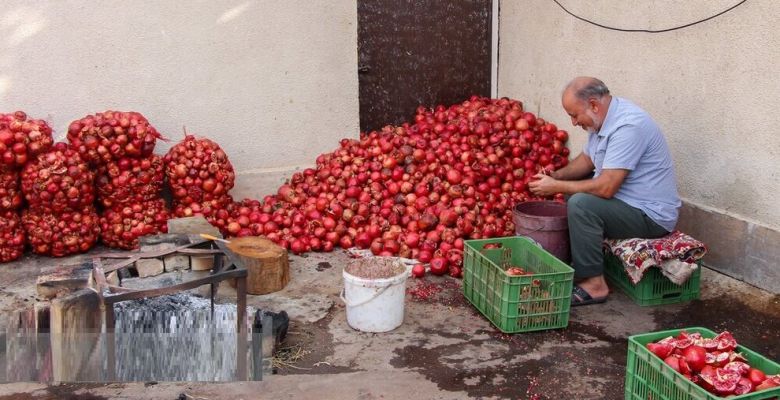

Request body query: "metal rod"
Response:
[236, 276, 247, 380]
[105, 304, 116, 381]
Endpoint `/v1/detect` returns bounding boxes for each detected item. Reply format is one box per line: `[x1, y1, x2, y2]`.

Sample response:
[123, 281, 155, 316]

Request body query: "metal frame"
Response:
[91, 240, 250, 381]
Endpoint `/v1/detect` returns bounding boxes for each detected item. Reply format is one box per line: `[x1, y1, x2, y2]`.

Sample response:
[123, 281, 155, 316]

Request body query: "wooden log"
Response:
[226, 236, 289, 295]
[50, 288, 103, 382]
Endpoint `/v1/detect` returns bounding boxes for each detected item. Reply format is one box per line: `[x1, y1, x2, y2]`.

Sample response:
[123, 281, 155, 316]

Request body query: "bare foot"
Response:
[576, 275, 610, 299]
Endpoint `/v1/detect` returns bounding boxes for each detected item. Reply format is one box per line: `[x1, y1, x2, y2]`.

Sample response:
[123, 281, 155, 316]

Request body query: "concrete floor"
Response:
[0, 249, 778, 400]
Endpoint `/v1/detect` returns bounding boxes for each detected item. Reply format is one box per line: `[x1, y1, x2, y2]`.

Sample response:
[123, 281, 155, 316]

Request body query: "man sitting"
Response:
[529, 76, 681, 306]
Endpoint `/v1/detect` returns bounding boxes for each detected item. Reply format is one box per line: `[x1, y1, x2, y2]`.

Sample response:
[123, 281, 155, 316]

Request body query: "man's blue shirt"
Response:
[583, 97, 681, 232]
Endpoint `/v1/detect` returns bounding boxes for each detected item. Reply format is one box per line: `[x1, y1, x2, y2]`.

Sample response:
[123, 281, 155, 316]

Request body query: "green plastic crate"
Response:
[604, 252, 701, 306]
[626, 327, 780, 400]
[462, 236, 574, 333]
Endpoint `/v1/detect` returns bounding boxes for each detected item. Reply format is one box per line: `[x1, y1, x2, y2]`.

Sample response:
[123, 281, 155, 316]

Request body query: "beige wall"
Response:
[498, 0, 780, 230]
[0, 0, 359, 199]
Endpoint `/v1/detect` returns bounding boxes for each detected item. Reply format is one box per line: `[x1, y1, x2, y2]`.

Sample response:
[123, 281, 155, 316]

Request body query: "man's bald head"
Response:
[563, 77, 610, 102]
[561, 77, 612, 133]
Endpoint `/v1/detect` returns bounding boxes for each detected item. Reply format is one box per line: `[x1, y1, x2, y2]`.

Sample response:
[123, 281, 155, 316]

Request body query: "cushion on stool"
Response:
[603, 231, 707, 285]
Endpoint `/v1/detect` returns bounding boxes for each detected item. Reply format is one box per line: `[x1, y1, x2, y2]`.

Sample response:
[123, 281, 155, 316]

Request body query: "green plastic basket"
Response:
[604, 252, 701, 306]
[462, 236, 574, 333]
[626, 327, 780, 400]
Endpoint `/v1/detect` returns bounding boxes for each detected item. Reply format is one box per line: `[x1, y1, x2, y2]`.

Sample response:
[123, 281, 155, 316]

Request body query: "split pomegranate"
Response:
[647, 330, 777, 396]
[647, 342, 675, 360]
[0, 210, 25, 262]
[100, 199, 170, 250]
[22, 206, 100, 257]
[0, 111, 54, 167]
[506, 266, 532, 276]
[755, 375, 780, 391]
[67, 110, 162, 165]
[21, 143, 95, 213]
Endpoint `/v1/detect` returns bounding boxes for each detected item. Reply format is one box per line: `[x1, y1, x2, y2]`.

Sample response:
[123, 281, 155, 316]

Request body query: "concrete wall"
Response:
[498, 0, 780, 292]
[0, 0, 359, 200]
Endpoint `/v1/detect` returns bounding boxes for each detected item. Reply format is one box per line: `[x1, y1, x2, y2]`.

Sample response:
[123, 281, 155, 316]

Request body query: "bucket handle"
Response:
[340, 285, 391, 308]
[517, 234, 543, 248]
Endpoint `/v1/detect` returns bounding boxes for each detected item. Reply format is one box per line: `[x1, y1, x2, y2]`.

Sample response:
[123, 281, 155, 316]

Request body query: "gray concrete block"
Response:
[677, 202, 779, 293]
[744, 224, 780, 293]
[164, 254, 190, 271]
[136, 258, 165, 278]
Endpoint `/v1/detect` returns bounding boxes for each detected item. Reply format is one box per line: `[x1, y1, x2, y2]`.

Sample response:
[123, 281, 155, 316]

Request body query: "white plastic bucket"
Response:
[340, 264, 408, 333]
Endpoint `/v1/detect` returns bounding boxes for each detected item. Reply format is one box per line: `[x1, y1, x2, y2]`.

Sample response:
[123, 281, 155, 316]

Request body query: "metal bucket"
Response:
[513, 201, 570, 263]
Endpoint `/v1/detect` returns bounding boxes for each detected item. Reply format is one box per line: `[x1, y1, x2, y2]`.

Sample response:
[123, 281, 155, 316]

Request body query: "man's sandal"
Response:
[571, 285, 608, 307]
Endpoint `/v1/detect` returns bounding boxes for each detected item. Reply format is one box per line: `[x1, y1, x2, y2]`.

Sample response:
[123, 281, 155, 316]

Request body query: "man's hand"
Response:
[528, 173, 559, 196]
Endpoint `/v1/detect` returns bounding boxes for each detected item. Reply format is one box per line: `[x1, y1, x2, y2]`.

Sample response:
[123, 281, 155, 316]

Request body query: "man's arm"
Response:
[551, 152, 595, 181]
[529, 169, 629, 199]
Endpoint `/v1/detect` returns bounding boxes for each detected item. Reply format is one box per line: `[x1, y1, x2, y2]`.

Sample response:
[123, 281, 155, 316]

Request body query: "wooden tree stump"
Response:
[227, 236, 289, 295]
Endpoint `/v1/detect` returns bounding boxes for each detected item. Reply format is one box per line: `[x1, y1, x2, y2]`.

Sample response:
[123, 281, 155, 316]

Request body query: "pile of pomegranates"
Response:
[186, 95, 571, 278]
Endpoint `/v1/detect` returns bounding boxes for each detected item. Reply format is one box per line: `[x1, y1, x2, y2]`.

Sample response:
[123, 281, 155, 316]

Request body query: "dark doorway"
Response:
[357, 0, 493, 133]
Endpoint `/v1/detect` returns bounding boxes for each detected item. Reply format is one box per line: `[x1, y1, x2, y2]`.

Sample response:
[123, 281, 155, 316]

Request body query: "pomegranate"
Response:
[0, 166, 22, 211]
[96, 154, 164, 207]
[172, 194, 234, 234]
[100, 199, 170, 250]
[164, 134, 235, 205]
[67, 110, 162, 165]
[0, 111, 54, 167]
[411, 263, 425, 278]
[21, 143, 95, 213]
[0, 210, 25, 262]
[682, 345, 707, 372]
[22, 206, 100, 257]
[429, 257, 448, 276]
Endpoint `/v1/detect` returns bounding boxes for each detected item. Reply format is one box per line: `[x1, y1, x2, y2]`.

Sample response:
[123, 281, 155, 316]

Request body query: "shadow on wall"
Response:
[0, 1, 255, 105]
[0, 5, 49, 99]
